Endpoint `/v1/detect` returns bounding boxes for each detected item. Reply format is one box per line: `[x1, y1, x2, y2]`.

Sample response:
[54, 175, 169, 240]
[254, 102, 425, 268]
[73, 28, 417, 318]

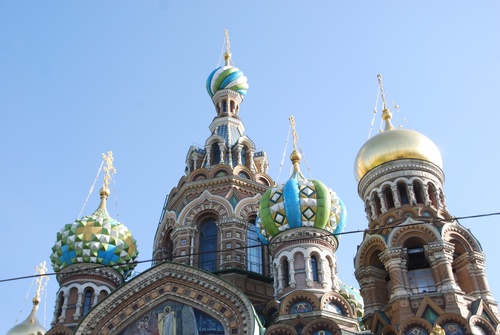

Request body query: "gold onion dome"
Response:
[354, 77, 443, 183]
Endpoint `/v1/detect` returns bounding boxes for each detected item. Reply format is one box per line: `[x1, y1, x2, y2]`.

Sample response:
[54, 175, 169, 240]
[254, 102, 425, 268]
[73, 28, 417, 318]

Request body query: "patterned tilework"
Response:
[50, 208, 139, 278]
[258, 172, 346, 244]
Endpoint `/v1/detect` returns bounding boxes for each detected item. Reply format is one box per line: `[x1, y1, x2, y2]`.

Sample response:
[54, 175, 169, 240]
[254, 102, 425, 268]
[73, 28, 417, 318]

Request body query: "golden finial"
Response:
[99, 151, 115, 209]
[288, 116, 302, 171]
[224, 29, 232, 66]
[33, 262, 48, 306]
[377, 74, 395, 131]
[102, 151, 116, 190]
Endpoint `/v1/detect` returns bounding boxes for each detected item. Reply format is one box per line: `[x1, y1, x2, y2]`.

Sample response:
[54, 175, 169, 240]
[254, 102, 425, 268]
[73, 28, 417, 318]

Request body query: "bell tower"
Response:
[353, 75, 499, 335]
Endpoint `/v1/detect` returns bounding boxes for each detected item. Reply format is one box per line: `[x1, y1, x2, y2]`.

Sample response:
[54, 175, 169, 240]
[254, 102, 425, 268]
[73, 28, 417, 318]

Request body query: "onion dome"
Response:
[354, 76, 443, 183]
[6, 308, 46, 335]
[7, 263, 48, 335]
[338, 280, 364, 319]
[206, 30, 249, 98]
[257, 148, 347, 244]
[354, 109, 443, 183]
[50, 187, 139, 278]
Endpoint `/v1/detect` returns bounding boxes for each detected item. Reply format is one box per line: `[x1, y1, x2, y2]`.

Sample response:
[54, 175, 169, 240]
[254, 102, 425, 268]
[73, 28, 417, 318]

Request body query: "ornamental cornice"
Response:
[269, 228, 338, 255]
[57, 264, 123, 286]
[379, 247, 406, 263]
[355, 265, 387, 280]
[167, 176, 268, 211]
[358, 159, 444, 197]
[217, 217, 248, 227]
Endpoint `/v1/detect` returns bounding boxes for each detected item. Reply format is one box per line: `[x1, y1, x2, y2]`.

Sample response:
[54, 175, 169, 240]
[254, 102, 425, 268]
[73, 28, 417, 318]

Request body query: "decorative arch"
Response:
[280, 290, 320, 316]
[255, 173, 273, 186]
[301, 318, 342, 335]
[153, 211, 177, 250]
[320, 291, 355, 318]
[265, 323, 297, 335]
[74, 262, 260, 335]
[387, 218, 441, 247]
[399, 317, 433, 335]
[469, 315, 497, 335]
[210, 165, 232, 178]
[354, 234, 387, 268]
[441, 223, 482, 252]
[176, 190, 233, 227]
[187, 169, 210, 182]
[435, 314, 470, 335]
[234, 193, 261, 220]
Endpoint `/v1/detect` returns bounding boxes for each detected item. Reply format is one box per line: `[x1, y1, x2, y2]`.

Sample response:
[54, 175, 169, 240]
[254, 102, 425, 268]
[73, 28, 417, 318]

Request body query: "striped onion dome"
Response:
[206, 65, 249, 98]
[257, 150, 346, 244]
[50, 187, 139, 278]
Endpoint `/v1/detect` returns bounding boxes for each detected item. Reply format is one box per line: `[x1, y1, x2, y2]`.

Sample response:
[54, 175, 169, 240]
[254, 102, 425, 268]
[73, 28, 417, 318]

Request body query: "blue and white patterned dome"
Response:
[206, 65, 249, 98]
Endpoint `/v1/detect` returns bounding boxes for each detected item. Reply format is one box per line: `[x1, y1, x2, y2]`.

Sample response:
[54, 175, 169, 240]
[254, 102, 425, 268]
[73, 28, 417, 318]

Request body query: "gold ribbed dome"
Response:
[354, 128, 443, 182]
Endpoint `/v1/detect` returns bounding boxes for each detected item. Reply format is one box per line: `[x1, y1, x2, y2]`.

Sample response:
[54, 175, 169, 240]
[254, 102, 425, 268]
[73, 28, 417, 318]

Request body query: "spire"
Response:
[6, 262, 48, 334]
[377, 74, 395, 131]
[288, 116, 302, 173]
[98, 151, 115, 210]
[224, 29, 232, 66]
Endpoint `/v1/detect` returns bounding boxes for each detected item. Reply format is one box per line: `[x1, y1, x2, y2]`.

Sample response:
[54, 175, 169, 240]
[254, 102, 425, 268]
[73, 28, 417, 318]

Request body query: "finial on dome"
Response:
[289, 116, 302, 172]
[377, 74, 395, 131]
[224, 29, 232, 66]
[99, 151, 115, 210]
[33, 262, 48, 306]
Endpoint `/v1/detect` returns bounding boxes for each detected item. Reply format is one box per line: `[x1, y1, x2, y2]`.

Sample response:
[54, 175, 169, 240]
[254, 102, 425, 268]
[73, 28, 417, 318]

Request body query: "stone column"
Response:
[205, 147, 211, 168]
[276, 263, 284, 295]
[425, 241, 460, 292]
[380, 247, 409, 299]
[391, 185, 401, 208]
[377, 191, 387, 214]
[304, 255, 312, 287]
[288, 258, 296, 288]
[218, 143, 225, 164]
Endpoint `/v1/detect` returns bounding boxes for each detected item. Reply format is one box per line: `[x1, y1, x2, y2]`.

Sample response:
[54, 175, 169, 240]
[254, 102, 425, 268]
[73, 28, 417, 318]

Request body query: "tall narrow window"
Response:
[82, 289, 93, 316]
[383, 186, 394, 209]
[373, 192, 382, 216]
[247, 219, 263, 274]
[199, 219, 218, 271]
[311, 255, 319, 281]
[428, 183, 437, 207]
[282, 258, 289, 287]
[398, 182, 409, 205]
[212, 143, 221, 164]
[407, 246, 436, 294]
[413, 181, 424, 204]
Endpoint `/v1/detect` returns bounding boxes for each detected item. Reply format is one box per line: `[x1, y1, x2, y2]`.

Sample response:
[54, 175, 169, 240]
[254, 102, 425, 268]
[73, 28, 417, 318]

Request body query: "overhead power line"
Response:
[1, 211, 499, 284]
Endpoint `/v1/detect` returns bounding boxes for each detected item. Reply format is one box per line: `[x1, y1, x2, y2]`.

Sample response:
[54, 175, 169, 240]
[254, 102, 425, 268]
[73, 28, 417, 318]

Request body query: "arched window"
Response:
[199, 219, 218, 271]
[222, 99, 227, 113]
[247, 219, 264, 274]
[372, 192, 382, 216]
[82, 289, 93, 316]
[413, 181, 424, 204]
[240, 146, 247, 166]
[212, 143, 221, 165]
[383, 185, 394, 209]
[406, 238, 436, 294]
[56, 292, 64, 320]
[428, 183, 437, 207]
[311, 255, 319, 281]
[282, 258, 289, 287]
[230, 100, 235, 113]
[398, 182, 409, 205]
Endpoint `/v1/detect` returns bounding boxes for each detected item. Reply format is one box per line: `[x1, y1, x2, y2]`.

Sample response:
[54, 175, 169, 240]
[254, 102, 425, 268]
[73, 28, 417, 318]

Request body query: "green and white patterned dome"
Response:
[50, 188, 139, 278]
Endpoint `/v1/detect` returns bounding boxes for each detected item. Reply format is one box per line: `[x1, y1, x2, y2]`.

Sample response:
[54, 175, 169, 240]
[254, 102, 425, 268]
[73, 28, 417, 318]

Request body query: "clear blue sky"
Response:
[2, 1, 500, 331]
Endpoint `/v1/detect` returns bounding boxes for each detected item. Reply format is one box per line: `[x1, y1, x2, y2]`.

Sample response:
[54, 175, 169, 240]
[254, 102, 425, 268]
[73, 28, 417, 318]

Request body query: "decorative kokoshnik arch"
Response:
[74, 262, 262, 335]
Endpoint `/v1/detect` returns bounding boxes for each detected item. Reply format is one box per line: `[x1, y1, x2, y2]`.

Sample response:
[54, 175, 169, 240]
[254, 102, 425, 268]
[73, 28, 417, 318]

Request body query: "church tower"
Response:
[153, 30, 274, 309]
[47, 152, 139, 333]
[353, 75, 499, 335]
[258, 117, 363, 335]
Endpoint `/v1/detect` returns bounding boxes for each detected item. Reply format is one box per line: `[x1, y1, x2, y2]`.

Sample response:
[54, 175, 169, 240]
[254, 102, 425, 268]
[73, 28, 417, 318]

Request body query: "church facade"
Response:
[8, 34, 499, 335]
